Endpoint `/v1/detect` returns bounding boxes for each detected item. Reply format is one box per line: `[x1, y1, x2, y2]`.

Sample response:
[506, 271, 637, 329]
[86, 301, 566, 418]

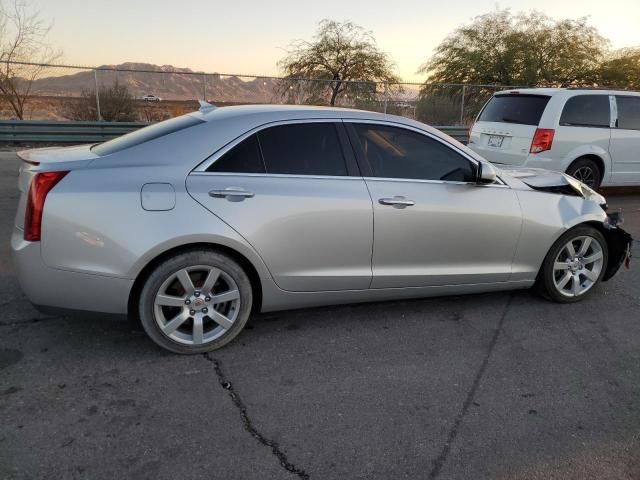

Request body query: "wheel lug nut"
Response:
[205, 296, 211, 302]
[202, 308, 208, 314]
[185, 299, 191, 305]
[189, 310, 196, 316]
[194, 291, 201, 297]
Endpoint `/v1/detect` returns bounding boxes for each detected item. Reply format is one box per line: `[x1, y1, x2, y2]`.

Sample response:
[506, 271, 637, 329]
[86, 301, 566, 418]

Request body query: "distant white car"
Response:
[142, 94, 162, 102]
[468, 88, 640, 188]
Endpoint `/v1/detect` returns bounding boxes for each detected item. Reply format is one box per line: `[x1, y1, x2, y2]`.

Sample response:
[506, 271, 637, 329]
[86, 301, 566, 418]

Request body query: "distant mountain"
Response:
[31, 62, 282, 103]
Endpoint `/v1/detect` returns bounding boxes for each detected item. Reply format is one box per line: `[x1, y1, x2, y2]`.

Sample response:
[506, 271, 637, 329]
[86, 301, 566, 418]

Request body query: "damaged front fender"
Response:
[602, 212, 633, 281]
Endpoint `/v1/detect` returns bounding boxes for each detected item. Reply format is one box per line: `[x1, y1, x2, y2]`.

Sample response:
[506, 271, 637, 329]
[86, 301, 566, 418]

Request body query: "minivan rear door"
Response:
[469, 93, 550, 166]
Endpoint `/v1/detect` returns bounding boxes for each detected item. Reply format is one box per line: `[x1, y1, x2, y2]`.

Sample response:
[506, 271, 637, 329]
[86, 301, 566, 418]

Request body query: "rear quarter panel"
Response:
[40, 164, 272, 283]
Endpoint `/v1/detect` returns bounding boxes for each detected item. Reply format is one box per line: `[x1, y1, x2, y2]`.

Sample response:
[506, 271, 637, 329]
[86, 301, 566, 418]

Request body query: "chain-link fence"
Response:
[0, 61, 523, 124]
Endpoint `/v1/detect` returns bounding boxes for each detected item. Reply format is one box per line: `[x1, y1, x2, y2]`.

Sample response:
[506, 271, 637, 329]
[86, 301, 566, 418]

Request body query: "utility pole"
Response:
[202, 72, 207, 101]
[384, 82, 389, 114]
[94, 69, 102, 121]
[460, 84, 466, 126]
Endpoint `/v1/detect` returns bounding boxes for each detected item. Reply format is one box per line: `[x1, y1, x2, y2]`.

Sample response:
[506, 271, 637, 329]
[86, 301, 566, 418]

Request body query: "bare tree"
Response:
[0, 0, 60, 119]
[278, 20, 399, 106]
[64, 82, 136, 122]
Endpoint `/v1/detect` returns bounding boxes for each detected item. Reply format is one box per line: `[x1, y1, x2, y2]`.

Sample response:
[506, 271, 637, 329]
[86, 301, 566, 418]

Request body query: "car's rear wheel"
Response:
[537, 225, 608, 303]
[139, 249, 252, 354]
[566, 157, 602, 189]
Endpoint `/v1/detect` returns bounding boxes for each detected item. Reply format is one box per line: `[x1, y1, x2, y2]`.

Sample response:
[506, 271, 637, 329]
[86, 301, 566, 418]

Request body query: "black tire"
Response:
[139, 249, 253, 354]
[537, 225, 608, 303]
[566, 157, 602, 189]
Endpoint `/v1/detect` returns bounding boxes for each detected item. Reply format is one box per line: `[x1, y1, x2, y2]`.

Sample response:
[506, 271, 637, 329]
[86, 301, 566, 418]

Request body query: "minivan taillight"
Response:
[530, 128, 555, 154]
[24, 171, 68, 241]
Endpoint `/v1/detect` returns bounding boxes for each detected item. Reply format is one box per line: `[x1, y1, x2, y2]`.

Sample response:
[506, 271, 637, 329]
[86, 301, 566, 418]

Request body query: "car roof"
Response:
[193, 103, 393, 122]
[188, 103, 471, 150]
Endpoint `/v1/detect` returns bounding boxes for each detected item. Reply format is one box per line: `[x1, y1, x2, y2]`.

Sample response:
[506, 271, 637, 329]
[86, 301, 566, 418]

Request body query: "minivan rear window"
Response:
[477, 94, 550, 126]
[92, 115, 204, 156]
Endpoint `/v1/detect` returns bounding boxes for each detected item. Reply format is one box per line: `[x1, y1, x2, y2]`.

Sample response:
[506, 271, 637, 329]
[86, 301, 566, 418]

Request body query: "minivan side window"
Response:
[352, 124, 476, 182]
[616, 96, 640, 130]
[207, 122, 348, 176]
[559, 95, 610, 128]
[257, 123, 348, 176]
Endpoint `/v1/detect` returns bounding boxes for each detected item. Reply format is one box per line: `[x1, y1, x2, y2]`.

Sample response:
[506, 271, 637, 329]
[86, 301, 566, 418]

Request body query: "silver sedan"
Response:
[11, 104, 632, 353]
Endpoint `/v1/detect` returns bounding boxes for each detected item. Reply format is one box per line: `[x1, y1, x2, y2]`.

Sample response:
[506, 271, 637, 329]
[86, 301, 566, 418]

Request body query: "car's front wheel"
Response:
[139, 249, 252, 354]
[537, 225, 608, 303]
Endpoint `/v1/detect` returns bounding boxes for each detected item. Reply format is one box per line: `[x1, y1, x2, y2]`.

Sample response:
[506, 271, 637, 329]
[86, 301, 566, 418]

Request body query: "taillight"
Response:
[530, 128, 555, 154]
[24, 171, 68, 241]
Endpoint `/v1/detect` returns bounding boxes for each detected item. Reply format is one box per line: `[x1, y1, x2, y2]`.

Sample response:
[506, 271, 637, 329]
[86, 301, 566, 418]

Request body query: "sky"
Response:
[35, 0, 640, 82]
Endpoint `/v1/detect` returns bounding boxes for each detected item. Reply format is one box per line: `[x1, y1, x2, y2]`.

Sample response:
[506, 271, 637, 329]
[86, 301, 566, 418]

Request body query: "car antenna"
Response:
[198, 100, 216, 112]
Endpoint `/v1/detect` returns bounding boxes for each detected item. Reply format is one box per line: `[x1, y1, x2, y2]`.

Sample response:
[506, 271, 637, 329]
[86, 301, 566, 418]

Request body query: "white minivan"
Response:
[468, 88, 640, 188]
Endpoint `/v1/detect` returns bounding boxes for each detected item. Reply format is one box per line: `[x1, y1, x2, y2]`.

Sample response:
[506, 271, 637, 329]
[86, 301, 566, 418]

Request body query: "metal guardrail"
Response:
[0, 120, 145, 143]
[0, 120, 469, 144]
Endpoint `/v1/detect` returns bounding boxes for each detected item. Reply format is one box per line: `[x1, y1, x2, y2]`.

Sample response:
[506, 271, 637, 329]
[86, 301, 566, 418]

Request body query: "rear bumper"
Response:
[11, 227, 133, 314]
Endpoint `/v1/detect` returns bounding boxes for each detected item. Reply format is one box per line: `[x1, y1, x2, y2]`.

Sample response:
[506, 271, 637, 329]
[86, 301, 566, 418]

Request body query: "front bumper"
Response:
[11, 227, 133, 314]
[602, 212, 633, 281]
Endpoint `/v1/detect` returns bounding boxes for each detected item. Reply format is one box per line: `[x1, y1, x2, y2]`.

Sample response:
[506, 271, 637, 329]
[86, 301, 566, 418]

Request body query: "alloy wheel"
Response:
[153, 265, 241, 345]
[552, 236, 604, 298]
[572, 167, 595, 187]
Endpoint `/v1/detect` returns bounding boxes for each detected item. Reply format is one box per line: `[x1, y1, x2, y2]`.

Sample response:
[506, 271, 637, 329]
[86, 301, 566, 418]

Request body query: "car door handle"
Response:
[378, 196, 415, 207]
[208, 188, 255, 199]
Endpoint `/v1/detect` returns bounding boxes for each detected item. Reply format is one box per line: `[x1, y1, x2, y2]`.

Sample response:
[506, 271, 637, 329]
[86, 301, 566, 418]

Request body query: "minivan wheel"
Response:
[566, 157, 602, 188]
[139, 249, 253, 354]
[537, 225, 608, 303]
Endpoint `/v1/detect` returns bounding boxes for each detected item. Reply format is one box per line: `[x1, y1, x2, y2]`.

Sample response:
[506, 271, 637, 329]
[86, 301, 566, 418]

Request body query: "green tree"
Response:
[419, 9, 608, 87]
[598, 47, 640, 90]
[278, 19, 399, 106]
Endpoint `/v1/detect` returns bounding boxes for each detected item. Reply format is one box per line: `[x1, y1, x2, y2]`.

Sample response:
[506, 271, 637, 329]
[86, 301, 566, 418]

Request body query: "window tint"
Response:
[258, 123, 347, 176]
[92, 115, 203, 156]
[616, 96, 640, 130]
[207, 134, 265, 173]
[478, 94, 550, 126]
[353, 124, 475, 182]
[560, 95, 610, 128]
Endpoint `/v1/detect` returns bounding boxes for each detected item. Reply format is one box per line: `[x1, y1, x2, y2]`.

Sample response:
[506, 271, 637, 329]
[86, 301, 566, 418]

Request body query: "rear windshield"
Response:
[478, 94, 551, 126]
[91, 115, 204, 156]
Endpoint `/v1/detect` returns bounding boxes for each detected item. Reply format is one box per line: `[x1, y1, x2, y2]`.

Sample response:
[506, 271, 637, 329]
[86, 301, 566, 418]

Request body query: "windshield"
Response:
[91, 115, 204, 156]
[478, 94, 551, 126]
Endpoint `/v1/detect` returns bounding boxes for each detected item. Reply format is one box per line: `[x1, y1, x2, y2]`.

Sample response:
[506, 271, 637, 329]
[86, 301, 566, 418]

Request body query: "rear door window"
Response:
[560, 95, 610, 128]
[477, 94, 550, 126]
[615, 96, 640, 130]
[257, 123, 348, 176]
[207, 122, 348, 176]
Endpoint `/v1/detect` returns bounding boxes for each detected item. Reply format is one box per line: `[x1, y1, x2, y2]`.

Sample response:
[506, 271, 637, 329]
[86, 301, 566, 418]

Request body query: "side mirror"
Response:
[477, 162, 498, 184]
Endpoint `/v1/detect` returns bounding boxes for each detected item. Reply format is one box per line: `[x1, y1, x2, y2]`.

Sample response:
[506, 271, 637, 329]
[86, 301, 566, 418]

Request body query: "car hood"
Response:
[498, 167, 606, 204]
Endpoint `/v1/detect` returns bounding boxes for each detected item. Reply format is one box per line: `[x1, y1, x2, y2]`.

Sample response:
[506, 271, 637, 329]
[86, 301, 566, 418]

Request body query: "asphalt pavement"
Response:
[1, 151, 639, 480]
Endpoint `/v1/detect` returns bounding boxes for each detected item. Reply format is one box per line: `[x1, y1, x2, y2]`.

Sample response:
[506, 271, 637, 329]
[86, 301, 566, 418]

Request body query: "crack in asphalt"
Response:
[427, 293, 514, 480]
[203, 354, 310, 480]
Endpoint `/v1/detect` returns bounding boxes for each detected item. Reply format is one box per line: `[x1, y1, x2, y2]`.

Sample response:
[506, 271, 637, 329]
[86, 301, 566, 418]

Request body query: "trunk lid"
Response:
[15, 144, 97, 230]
